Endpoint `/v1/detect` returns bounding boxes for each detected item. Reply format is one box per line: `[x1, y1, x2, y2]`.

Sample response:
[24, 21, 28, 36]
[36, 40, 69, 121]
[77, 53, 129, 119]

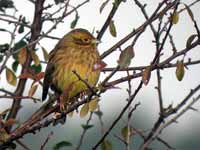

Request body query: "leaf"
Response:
[31, 63, 42, 74]
[186, 34, 198, 49]
[35, 72, 45, 81]
[100, 140, 112, 150]
[70, 13, 80, 29]
[18, 47, 27, 65]
[80, 103, 89, 118]
[18, 24, 24, 34]
[118, 45, 134, 68]
[18, 73, 33, 79]
[6, 67, 17, 86]
[100, 0, 109, 13]
[81, 124, 94, 130]
[172, 11, 179, 24]
[28, 84, 38, 97]
[121, 126, 129, 140]
[53, 141, 72, 150]
[109, 20, 117, 37]
[142, 66, 151, 85]
[184, 4, 194, 22]
[41, 46, 49, 61]
[94, 110, 103, 117]
[31, 51, 40, 66]
[176, 60, 185, 81]
[54, 0, 64, 5]
[12, 60, 19, 72]
[89, 97, 99, 112]
[93, 60, 107, 71]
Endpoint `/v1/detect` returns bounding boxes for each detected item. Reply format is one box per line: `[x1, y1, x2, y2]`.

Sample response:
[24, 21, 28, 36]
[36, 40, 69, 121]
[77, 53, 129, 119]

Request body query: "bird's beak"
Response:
[91, 39, 101, 44]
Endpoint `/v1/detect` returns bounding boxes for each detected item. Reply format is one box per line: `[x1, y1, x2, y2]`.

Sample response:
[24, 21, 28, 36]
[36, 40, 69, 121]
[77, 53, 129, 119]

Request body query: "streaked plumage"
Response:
[42, 29, 100, 104]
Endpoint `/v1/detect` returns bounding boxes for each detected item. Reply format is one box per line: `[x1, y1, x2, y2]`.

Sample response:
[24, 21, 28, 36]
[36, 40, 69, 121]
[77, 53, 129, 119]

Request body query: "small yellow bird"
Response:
[42, 29, 100, 109]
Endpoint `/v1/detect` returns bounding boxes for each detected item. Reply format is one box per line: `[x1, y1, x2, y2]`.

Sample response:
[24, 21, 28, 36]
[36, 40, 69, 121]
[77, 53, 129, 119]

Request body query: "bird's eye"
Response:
[83, 38, 89, 42]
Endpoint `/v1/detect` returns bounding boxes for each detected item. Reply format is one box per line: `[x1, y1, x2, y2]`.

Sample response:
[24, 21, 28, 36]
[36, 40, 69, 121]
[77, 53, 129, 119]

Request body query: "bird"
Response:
[42, 28, 101, 110]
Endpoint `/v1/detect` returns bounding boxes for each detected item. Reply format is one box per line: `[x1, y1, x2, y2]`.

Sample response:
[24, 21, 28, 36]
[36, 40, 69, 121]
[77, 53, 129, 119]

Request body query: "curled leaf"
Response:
[184, 4, 194, 22]
[176, 60, 185, 81]
[42, 46, 49, 61]
[109, 20, 117, 37]
[186, 34, 198, 49]
[70, 13, 80, 29]
[6, 68, 17, 86]
[100, 0, 110, 13]
[172, 11, 179, 24]
[142, 66, 151, 85]
[31, 51, 40, 66]
[118, 45, 134, 69]
[80, 103, 89, 118]
[18, 48, 27, 65]
[28, 84, 38, 97]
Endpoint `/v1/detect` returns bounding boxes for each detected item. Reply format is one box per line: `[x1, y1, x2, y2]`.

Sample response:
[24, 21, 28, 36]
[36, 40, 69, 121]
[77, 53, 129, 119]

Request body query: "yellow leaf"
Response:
[31, 51, 40, 65]
[42, 46, 49, 61]
[28, 84, 38, 97]
[18, 48, 27, 65]
[6, 68, 17, 86]
[176, 60, 185, 81]
[142, 66, 151, 85]
[109, 20, 117, 37]
[80, 103, 89, 118]
[172, 11, 179, 24]
[89, 97, 99, 112]
[121, 126, 129, 140]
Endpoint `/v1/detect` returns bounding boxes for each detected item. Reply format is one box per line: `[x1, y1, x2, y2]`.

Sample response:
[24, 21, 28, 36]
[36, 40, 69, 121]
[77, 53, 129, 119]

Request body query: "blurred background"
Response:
[0, 0, 200, 149]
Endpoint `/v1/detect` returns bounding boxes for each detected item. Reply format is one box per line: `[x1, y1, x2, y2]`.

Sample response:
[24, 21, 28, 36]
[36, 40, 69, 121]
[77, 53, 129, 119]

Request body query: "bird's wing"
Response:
[42, 62, 54, 101]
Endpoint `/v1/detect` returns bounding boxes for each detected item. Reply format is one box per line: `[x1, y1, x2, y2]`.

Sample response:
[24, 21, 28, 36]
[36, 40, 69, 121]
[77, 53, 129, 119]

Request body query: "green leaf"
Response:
[176, 60, 185, 81]
[81, 124, 94, 130]
[54, 0, 64, 5]
[101, 140, 112, 150]
[94, 110, 103, 117]
[18, 25, 24, 34]
[53, 141, 72, 150]
[31, 63, 42, 74]
[0, 0, 14, 12]
[12, 60, 19, 72]
[0, 43, 9, 53]
[70, 13, 80, 29]
[0, 55, 3, 62]
[186, 34, 198, 49]
[109, 20, 117, 37]
[118, 45, 134, 68]
[100, 0, 110, 13]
